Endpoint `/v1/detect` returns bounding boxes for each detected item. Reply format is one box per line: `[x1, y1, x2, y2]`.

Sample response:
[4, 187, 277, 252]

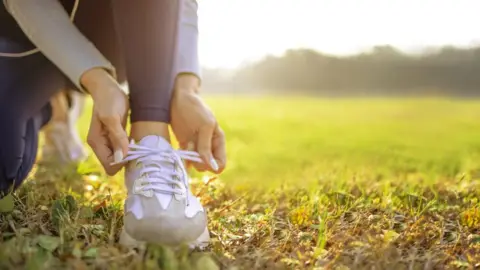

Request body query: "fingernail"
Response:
[210, 157, 219, 172]
[114, 149, 124, 163]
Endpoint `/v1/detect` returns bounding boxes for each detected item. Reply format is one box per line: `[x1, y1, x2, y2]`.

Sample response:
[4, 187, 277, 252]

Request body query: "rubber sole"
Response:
[119, 226, 210, 250]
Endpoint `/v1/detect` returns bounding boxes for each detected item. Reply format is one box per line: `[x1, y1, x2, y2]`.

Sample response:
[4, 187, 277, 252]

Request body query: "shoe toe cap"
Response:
[124, 197, 207, 245]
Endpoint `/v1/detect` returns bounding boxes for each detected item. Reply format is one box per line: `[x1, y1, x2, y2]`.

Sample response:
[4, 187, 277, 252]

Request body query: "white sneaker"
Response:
[118, 135, 210, 248]
[42, 121, 88, 164]
[67, 91, 86, 127]
[42, 91, 87, 164]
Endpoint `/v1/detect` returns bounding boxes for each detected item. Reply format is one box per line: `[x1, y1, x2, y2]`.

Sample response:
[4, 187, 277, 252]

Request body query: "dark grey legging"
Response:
[0, 0, 180, 194]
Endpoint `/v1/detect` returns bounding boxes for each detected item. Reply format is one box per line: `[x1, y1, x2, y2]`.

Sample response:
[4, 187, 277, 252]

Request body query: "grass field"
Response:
[1, 97, 480, 269]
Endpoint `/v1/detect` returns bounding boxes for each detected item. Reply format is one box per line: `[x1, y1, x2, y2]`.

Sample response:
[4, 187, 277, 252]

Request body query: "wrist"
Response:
[80, 68, 119, 100]
[174, 73, 200, 95]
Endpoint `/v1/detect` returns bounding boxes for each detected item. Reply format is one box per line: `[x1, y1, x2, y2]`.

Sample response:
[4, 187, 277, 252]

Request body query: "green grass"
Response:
[2, 97, 480, 269]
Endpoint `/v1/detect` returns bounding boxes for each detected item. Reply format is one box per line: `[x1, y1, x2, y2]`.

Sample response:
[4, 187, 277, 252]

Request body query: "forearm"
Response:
[175, 0, 201, 86]
[4, 0, 115, 92]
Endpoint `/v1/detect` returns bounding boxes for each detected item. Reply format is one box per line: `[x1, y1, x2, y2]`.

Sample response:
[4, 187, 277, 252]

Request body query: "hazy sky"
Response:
[198, 0, 480, 68]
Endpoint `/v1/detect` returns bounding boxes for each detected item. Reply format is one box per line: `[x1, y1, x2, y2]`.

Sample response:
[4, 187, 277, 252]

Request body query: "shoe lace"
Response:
[119, 142, 202, 200]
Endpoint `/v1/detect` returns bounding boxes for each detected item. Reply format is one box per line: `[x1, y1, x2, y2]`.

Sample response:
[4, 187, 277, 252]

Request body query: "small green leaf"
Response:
[0, 193, 14, 213]
[51, 200, 68, 228]
[470, 235, 480, 244]
[72, 243, 82, 259]
[451, 260, 470, 267]
[83, 247, 98, 258]
[383, 230, 399, 243]
[79, 207, 94, 218]
[37, 235, 61, 252]
[65, 195, 78, 213]
[158, 246, 178, 270]
[195, 255, 219, 270]
[25, 248, 51, 270]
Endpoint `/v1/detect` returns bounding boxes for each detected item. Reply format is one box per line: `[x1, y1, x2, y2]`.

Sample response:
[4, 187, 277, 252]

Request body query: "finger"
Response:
[212, 126, 227, 173]
[87, 117, 120, 176]
[105, 151, 124, 175]
[197, 124, 218, 172]
[192, 159, 209, 172]
[183, 140, 209, 171]
[101, 115, 129, 162]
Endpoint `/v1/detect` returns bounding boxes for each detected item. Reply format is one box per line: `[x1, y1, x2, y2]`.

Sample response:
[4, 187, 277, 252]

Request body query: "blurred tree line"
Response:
[204, 46, 480, 96]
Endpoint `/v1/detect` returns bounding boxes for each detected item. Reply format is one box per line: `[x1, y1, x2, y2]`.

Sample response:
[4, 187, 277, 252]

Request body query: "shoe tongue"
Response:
[136, 135, 175, 181]
[137, 135, 172, 151]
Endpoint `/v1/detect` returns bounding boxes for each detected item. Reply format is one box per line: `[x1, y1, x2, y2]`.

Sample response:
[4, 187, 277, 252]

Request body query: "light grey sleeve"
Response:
[4, 0, 115, 92]
[175, 0, 201, 81]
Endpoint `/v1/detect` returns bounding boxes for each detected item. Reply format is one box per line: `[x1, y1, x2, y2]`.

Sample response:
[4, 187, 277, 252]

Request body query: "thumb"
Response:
[103, 116, 129, 162]
[197, 125, 219, 172]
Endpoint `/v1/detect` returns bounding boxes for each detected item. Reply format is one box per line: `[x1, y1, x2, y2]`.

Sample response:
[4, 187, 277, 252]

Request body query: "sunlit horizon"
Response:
[198, 0, 480, 69]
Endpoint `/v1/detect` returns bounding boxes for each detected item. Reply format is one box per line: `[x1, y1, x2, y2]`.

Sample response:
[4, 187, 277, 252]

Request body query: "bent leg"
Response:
[67, 0, 180, 127]
[0, 37, 69, 195]
[111, 0, 180, 123]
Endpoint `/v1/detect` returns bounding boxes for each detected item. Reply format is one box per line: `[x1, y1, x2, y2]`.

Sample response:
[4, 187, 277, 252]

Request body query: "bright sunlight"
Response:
[199, 0, 480, 68]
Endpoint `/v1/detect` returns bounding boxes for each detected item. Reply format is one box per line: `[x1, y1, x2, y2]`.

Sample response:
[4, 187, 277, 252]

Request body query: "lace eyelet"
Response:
[126, 145, 196, 197]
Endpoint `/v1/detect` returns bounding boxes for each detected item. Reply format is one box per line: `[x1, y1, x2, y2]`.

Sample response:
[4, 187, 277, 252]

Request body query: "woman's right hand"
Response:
[81, 68, 130, 175]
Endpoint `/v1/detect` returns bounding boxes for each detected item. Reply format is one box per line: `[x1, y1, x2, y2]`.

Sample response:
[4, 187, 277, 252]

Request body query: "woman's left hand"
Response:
[170, 74, 226, 173]
[82, 68, 130, 176]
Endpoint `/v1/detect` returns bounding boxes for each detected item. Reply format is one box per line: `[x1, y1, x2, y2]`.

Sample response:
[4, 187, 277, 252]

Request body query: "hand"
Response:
[81, 68, 130, 175]
[171, 74, 226, 173]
